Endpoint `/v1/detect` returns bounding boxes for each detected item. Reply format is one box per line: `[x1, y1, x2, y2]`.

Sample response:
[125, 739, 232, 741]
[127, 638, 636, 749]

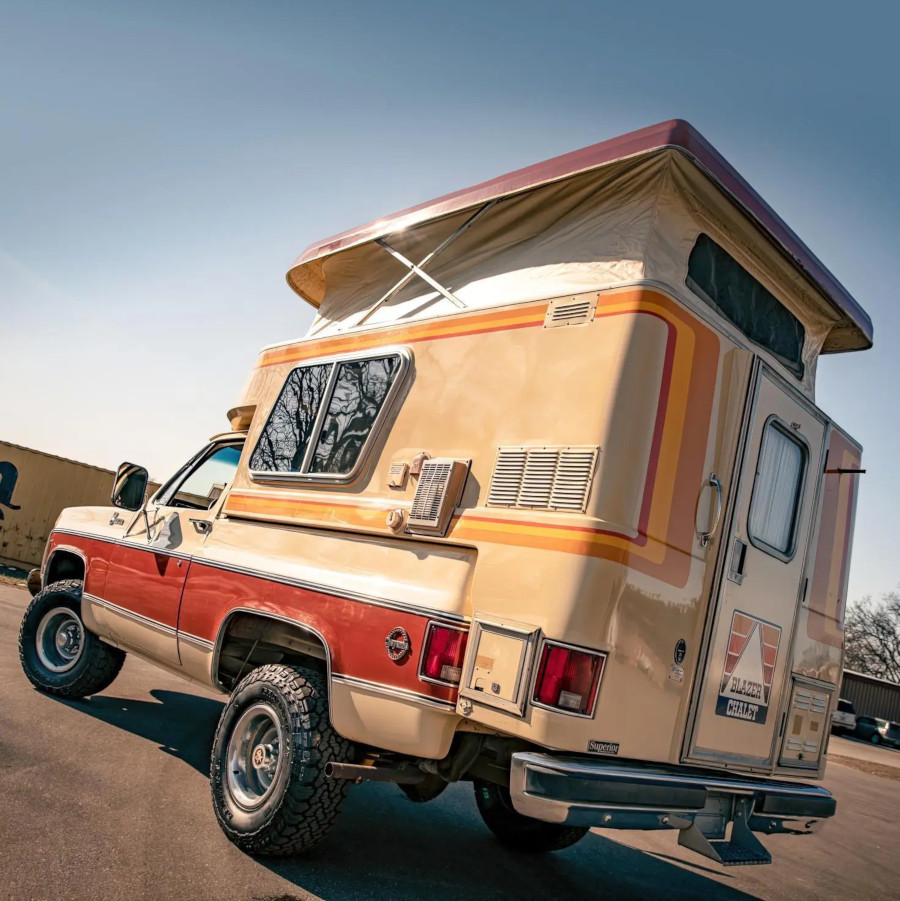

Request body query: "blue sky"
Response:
[1, 0, 897, 603]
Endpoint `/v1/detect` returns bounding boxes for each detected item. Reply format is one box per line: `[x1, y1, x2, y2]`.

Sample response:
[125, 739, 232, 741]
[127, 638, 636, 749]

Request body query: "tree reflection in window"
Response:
[249, 363, 331, 472]
[309, 356, 401, 475]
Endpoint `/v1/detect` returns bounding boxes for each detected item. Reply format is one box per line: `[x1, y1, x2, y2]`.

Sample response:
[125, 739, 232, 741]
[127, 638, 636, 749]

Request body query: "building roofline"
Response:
[843, 669, 900, 688]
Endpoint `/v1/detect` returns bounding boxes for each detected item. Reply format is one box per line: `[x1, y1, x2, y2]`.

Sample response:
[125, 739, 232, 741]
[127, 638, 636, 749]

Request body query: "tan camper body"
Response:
[37, 122, 869, 866]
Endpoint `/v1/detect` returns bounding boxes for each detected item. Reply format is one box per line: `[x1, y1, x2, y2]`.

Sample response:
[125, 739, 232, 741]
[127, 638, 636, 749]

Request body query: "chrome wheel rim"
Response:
[225, 703, 285, 810]
[36, 606, 85, 673]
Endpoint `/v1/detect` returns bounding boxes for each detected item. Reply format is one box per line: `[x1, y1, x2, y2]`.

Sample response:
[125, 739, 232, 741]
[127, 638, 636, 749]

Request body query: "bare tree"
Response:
[844, 593, 900, 683]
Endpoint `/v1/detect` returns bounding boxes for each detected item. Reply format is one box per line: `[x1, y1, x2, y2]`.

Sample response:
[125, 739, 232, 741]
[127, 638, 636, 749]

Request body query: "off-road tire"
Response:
[473, 779, 589, 853]
[18, 579, 126, 699]
[210, 664, 354, 856]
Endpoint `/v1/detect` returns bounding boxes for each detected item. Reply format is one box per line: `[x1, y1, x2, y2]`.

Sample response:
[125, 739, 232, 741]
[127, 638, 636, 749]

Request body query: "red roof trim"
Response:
[287, 119, 871, 348]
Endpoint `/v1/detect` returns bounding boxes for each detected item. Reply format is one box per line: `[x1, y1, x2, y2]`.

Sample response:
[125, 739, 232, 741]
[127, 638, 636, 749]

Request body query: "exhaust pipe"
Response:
[325, 761, 425, 785]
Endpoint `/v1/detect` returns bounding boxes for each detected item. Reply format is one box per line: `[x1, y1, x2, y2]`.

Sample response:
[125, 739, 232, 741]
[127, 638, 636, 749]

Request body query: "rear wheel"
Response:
[473, 780, 589, 853]
[871, 733, 880, 744]
[210, 664, 354, 856]
[18, 579, 126, 699]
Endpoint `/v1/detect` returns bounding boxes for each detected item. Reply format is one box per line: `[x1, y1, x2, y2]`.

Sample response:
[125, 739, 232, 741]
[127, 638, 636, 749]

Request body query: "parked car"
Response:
[883, 722, 900, 750]
[854, 716, 891, 744]
[832, 698, 857, 734]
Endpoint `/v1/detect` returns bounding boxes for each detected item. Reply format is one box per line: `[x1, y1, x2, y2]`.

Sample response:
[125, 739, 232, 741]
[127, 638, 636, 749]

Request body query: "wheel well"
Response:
[46, 550, 85, 586]
[215, 612, 328, 690]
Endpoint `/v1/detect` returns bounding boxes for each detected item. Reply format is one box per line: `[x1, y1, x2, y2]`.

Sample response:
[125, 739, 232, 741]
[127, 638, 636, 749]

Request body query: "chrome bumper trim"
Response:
[509, 753, 835, 833]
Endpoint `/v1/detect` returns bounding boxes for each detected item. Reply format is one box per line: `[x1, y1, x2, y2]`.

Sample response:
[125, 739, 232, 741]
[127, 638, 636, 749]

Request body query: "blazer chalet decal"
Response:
[716, 611, 781, 725]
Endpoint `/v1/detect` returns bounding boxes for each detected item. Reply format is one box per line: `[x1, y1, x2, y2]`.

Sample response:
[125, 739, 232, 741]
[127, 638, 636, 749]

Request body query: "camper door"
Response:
[687, 364, 827, 769]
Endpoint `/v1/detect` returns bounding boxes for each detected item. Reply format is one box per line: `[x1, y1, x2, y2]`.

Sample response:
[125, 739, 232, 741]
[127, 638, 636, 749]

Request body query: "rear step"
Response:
[509, 752, 835, 868]
[676, 799, 771, 867]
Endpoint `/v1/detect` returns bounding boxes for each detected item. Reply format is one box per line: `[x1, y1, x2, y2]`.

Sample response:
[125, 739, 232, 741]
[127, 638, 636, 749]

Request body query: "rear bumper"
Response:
[510, 752, 835, 835]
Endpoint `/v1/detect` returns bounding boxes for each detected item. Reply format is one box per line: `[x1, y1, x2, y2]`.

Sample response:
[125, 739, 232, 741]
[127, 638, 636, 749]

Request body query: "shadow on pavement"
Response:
[57, 689, 224, 775]
[260, 781, 759, 901]
[54, 689, 757, 900]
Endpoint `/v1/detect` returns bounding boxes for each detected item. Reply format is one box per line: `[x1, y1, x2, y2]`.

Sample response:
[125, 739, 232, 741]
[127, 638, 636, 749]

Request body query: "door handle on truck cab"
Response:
[700, 472, 722, 548]
[190, 518, 212, 535]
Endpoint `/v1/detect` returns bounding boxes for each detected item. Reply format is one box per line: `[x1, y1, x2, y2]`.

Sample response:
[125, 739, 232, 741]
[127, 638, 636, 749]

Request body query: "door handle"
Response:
[700, 472, 722, 548]
[190, 518, 212, 535]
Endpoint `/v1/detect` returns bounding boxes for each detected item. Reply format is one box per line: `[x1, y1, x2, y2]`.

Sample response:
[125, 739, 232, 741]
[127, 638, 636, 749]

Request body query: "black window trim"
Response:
[248, 345, 412, 486]
[746, 414, 809, 563]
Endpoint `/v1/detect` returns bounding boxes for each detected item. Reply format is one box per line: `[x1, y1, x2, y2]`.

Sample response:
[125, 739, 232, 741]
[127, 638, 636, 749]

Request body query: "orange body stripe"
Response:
[258, 305, 546, 368]
[807, 432, 861, 647]
[229, 289, 719, 587]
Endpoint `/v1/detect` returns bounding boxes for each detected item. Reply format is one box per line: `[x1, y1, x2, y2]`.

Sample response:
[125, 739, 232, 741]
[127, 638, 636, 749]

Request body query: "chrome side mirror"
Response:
[111, 462, 149, 511]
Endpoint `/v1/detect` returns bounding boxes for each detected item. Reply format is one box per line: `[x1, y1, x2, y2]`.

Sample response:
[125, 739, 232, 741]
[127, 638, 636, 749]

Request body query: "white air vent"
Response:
[487, 446, 599, 513]
[544, 296, 597, 328]
[407, 458, 470, 536]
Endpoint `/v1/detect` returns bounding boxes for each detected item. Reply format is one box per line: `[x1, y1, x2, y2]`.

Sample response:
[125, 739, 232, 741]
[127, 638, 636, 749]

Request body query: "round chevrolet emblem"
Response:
[385, 627, 411, 662]
[252, 746, 266, 767]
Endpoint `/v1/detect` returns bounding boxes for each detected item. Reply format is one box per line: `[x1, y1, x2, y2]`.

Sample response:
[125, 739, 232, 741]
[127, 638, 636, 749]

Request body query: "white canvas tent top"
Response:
[285, 120, 872, 370]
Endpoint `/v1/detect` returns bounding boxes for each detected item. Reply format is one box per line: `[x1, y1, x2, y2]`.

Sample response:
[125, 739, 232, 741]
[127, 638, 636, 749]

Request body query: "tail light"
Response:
[420, 622, 468, 685]
[532, 642, 605, 716]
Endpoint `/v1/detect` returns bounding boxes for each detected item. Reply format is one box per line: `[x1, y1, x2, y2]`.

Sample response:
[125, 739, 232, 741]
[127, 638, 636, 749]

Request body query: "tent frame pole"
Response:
[355, 199, 498, 326]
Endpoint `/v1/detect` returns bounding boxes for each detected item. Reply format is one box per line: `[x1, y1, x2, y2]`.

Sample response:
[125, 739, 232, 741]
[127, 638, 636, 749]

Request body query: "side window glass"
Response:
[687, 234, 806, 378]
[249, 364, 331, 472]
[169, 445, 242, 510]
[309, 357, 402, 475]
[748, 421, 806, 559]
[250, 352, 405, 480]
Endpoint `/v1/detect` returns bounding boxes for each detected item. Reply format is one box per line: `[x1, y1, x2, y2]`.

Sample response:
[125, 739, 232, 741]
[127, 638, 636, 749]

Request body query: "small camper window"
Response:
[687, 235, 805, 378]
[249, 351, 407, 482]
[748, 419, 807, 559]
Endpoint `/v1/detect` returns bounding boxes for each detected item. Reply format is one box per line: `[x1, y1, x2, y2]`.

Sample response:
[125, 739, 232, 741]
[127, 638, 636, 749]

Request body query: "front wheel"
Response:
[210, 664, 354, 856]
[871, 734, 880, 744]
[18, 579, 126, 699]
[473, 780, 589, 853]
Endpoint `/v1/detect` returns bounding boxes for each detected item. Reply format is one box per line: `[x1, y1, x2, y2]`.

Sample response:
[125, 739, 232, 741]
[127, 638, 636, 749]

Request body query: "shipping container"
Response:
[0, 441, 158, 570]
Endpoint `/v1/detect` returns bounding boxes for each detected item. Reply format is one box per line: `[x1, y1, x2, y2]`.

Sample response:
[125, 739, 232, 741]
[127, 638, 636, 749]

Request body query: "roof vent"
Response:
[487, 446, 599, 513]
[408, 458, 470, 536]
[544, 296, 597, 328]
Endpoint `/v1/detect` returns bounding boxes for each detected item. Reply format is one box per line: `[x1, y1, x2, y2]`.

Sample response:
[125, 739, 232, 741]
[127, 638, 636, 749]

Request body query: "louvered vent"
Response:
[544, 296, 597, 328]
[408, 458, 470, 536]
[487, 446, 599, 513]
[779, 681, 831, 769]
[410, 461, 452, 523]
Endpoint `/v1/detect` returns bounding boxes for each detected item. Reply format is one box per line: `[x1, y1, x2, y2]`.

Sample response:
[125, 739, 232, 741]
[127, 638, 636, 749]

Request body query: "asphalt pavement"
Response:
[2, 580, 899, 901]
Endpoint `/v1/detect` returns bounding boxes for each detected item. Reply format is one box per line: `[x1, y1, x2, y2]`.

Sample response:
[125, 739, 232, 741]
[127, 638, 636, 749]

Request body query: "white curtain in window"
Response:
[749, 426, 804, 554]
